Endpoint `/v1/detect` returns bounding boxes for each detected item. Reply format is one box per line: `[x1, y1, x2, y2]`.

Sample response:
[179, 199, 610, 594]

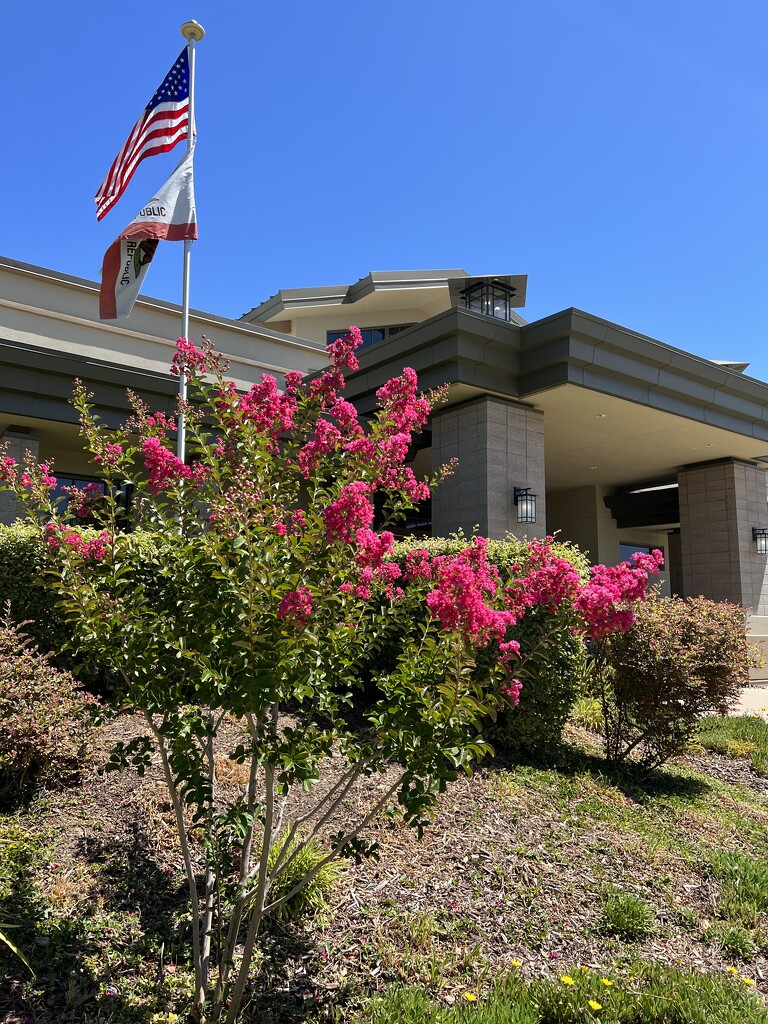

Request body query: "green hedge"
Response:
[0, 524, 158, 690]
[0, 523, 63, 655]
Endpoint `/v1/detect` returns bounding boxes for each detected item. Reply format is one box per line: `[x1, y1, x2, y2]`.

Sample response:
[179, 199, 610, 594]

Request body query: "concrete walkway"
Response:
[733, 683, 768, 720]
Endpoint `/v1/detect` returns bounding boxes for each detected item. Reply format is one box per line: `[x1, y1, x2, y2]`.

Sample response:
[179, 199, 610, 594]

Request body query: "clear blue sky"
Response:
[5, 2, 768, 376]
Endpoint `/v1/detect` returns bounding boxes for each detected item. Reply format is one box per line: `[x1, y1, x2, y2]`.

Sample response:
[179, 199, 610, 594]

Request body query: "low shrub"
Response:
[0, 523, 172, 692]
[0, 615, 98, 799]
[0, 523, 62, 657]
[596, 597, 754, 771]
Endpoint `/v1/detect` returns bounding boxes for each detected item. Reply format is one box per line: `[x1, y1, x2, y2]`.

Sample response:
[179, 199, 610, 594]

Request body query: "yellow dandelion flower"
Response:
[588, 1000, 603, 1011]
[463, 992, 478, 1001]
[742, 977, 755, 986]
[511, 960, 523, 968]
[581, 966, 590, 973]
[728, 966, 739, 974]
[560, 975, 576, 985]
[600, 978, 614, 986]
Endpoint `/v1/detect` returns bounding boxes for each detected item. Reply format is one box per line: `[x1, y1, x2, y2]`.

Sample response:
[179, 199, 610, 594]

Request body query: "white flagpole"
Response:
[177, 19, 205, 462]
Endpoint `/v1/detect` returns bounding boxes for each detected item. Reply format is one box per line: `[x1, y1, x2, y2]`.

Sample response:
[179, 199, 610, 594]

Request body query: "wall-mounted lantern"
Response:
[514, 487, 537, 524]
[753, 527, 768, 555]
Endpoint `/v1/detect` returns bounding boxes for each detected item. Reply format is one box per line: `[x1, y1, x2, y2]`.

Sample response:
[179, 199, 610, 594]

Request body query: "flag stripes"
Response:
[95, 48, 190, 221]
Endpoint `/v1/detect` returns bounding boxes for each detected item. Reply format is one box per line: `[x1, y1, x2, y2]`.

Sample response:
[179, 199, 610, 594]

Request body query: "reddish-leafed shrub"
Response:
[0, 615, 97, 798]
[599, 597, 755, 771]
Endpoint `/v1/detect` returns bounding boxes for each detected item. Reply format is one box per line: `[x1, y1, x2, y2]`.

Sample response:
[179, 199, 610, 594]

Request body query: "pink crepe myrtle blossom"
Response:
[278, 588, 314, 628]
[500, 678, 523, 706]
[94, 442, 124, 471]
[0, 456, 17, 483]
[326, 326, 363, 371]
[142, 438, 208, 494]
[426, 537, 517, 646]
[574, 548, 664, 640]
[44, 524, 111, 561]
[297, 419, 342, 477]
[508, 538, 582, 615]
[377, 466, 431, 503]
[376, 368, 432, 436]
[64, 482, 103, 519]
[308, 369, 345, 408]
[283, 370, 305, 393]
[323, 482, 374, 543]
[330, 398, 364, 438]
[355, 529, 395, 570]
[403, 547, 433, 583]
[170, 337, 209, 377]
[237, 375, 297, 441]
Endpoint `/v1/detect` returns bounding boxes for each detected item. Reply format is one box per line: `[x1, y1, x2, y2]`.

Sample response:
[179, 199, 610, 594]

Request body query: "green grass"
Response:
[357, 963, 768, 1023]
[697, 715, 768, 774]
[596, 889, 655, 940]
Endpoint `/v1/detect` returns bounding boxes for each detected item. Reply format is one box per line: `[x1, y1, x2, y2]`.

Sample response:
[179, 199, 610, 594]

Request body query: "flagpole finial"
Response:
[181, 20, 205, 42]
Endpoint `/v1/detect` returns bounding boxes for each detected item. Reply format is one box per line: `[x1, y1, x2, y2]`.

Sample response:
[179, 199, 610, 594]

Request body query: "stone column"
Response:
[678, 458, 768, 613]
[0, 430, 40, 525]
[431, 396, 546, 540]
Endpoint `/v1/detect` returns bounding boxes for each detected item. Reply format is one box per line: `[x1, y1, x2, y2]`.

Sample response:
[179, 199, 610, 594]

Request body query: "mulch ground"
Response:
[6, 713, 768, 1020]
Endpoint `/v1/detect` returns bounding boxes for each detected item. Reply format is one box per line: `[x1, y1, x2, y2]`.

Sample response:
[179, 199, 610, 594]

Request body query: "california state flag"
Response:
[99, 147, 197, 320]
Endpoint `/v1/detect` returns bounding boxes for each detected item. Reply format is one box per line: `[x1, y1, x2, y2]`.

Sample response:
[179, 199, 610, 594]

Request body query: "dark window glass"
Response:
[619, 543, 664, 564]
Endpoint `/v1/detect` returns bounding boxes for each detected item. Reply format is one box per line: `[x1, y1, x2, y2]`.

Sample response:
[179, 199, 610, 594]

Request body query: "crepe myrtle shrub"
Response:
[596, 596, 754, 771]
[390, 535, 592, 757]
[0, 329, 539, 1024]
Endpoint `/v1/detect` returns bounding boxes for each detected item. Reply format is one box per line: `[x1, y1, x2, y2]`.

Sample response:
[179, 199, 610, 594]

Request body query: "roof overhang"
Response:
[341, 306, 768, 492]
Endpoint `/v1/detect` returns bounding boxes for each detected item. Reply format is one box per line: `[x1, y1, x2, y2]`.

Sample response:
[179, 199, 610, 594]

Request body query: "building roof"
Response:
[241, 269, 527, 324]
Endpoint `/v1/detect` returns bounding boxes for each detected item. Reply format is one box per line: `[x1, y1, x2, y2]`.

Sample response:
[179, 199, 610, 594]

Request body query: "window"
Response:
[326, 324, 414, 351]
[619, 543, 664, 565]
[52, 475, 106, 506]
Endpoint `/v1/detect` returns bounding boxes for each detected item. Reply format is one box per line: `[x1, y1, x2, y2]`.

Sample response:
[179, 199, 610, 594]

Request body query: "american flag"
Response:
[94, 48, 190, 221]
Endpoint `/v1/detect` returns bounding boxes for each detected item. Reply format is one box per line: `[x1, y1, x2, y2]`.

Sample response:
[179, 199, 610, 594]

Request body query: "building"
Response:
[3, 256, 768, 621]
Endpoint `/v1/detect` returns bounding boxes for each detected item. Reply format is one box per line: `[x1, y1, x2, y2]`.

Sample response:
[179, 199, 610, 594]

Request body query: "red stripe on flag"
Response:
[99, 240, 121, 320]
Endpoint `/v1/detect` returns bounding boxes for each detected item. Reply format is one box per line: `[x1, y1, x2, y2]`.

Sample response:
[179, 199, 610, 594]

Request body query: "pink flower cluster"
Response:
[574, 548, 664, 639]
[44, 524, 111, 561]
[376, 368, 432, 436]
[237, 375, 297, 444]
[500, 678, 523, 706]
[348, 529, 402, 600]
[326, 326, 363, 371]
[277, 587, 314, 628]
[323, 482, 374, 543]
[19, 462, 57, 492]
[142, 437, 207, 494]
[508, 539, 582, 616]
[0, 456, 17, 483]
[171, 337, 209, 377]
[426, 538, 518, 646]
[64, 482, 103, 519]
[403, 547, 433, 582]
[94, 442, 124, 471]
